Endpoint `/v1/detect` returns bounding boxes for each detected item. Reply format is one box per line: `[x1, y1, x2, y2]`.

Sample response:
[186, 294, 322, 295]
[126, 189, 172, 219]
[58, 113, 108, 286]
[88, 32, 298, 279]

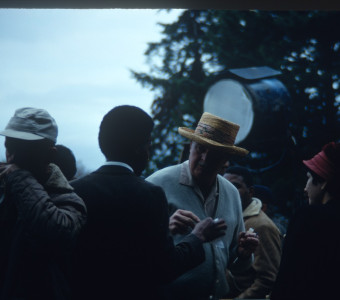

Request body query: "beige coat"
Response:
[227, 198, 282, 299]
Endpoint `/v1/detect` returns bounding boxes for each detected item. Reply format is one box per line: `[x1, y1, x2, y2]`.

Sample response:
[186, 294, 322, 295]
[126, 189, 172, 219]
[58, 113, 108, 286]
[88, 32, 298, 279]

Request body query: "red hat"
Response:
[303, 145, 336, 181]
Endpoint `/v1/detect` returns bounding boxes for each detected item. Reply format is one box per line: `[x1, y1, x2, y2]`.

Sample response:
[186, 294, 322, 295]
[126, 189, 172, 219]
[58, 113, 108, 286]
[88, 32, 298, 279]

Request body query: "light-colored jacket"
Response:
[147, 161, 252, 300]
[227, 198, 282, 299]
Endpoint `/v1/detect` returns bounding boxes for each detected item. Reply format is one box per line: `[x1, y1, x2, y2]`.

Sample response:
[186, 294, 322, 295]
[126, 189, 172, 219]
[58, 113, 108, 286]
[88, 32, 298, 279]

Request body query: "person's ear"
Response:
[46, 146, 57, 163]
[50, 146, 57, 157]
[134, 144, 144, 154]
[134, 144, 149, 160]
[6, 150, 15, 164]
[321, 181, 327, 190]
[249, 186, 254, 198]
[189, 141, 193, 152]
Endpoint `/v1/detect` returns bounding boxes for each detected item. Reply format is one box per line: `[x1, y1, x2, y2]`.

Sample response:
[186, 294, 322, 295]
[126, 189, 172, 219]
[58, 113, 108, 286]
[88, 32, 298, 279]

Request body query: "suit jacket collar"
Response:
[103, 161, 134, 172]
[94, 164, 135, 176]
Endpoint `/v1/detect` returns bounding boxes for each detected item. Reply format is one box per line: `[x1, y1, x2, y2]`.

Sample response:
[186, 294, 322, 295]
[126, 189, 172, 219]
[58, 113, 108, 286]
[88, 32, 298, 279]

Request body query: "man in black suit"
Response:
[70, 105, 227, 300]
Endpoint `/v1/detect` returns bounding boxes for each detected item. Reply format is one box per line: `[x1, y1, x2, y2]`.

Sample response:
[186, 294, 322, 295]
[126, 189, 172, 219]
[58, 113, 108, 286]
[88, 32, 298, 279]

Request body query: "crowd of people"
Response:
[0, 105, 339, 300]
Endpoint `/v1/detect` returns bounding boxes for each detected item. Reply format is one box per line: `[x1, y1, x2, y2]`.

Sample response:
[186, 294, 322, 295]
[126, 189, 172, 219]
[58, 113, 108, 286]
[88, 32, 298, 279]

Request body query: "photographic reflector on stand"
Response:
[203, 66, 291, 151]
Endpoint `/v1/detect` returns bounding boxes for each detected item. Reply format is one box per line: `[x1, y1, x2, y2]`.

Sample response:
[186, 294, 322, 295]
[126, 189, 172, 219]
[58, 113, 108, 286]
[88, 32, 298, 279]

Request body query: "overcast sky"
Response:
[0, 8, 183, 172]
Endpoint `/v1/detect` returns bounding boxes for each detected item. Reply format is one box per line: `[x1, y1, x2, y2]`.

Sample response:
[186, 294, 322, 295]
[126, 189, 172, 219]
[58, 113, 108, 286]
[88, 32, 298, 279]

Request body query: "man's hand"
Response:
[192, 217, 227, 243]
[237, 230, 259, 259]
[169, 209, 201, 235]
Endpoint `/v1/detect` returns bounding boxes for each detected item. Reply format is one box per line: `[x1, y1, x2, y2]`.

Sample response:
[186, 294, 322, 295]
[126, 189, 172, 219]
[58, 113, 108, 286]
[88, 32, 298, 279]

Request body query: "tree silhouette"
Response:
[133, 10, 340, 215]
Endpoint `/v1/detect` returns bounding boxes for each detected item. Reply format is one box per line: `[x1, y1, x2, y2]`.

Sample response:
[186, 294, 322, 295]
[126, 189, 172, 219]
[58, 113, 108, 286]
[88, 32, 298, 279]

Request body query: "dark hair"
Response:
[305, 167, 325, 185]
[322, 142, 340, 196]
[322, 142, 340, 168]
[224, 166, 253, 187]
[253, 184, 273, 205]
[98, 105, 154, 160]
[304, 142, 340, 197]
[52, 144, 77, 180]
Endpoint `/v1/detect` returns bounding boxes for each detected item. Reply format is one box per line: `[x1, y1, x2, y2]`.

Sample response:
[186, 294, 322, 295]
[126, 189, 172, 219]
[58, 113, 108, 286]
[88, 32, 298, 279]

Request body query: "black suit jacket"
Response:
[70, 165, 204, 300]
[271, 199, 340, 300]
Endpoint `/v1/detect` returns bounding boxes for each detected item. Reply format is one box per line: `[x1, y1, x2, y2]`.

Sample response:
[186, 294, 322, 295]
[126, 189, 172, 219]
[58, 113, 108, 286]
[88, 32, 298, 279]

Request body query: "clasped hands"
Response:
[169, 209, 259, 256]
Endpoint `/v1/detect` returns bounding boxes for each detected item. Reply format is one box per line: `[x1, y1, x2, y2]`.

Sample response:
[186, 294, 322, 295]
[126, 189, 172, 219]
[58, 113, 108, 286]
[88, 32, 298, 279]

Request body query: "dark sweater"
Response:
[271, 199, 340, 300]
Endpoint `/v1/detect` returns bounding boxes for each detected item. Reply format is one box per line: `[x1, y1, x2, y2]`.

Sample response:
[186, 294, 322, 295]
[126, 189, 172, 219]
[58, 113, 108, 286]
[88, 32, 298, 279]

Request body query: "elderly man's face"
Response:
[189, 141, 228, 186]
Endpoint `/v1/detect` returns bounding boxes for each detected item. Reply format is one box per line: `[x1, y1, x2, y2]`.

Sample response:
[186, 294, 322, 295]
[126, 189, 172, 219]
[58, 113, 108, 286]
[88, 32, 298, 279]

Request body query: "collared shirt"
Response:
[146, 160, 253, 299]
[103, 161, 134, 173]
[179, 161, 219, 217]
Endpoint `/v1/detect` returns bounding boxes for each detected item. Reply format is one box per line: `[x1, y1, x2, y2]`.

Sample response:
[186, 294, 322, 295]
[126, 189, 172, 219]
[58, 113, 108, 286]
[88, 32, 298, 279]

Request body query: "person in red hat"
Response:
[302, 142, 339, 205]
[271, 142, 340, 300]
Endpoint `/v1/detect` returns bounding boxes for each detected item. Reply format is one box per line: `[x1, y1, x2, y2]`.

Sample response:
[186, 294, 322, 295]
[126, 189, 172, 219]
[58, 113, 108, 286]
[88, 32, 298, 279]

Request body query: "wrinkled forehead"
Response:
[190, 141, 214, 153]
[190, 141, 225, 154]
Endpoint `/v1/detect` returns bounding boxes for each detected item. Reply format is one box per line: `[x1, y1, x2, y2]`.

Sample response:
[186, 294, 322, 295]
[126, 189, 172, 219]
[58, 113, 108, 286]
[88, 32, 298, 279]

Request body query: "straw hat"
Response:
[178, 112, 249, 156]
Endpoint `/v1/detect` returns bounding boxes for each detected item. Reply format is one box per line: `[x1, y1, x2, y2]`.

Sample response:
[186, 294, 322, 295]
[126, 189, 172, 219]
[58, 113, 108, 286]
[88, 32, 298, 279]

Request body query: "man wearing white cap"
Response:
[147, 112, 259, 300]
[0, 107, 87, 300]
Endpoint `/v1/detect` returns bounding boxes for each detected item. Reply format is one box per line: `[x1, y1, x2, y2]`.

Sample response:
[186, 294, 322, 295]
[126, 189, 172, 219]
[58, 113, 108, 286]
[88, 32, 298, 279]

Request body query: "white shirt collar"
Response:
[179, 160, 219, 217]
[103, 161, 134, 173]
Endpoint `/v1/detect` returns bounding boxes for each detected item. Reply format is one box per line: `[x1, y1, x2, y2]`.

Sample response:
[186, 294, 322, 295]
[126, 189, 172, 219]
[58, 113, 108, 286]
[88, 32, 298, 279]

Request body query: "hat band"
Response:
[195, 122, 235, 145]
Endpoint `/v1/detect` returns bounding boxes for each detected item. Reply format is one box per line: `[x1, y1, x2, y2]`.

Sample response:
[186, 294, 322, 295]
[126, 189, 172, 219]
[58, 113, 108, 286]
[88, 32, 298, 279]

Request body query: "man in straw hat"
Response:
[147, 112, 259, 300]
[0, 107, 87, 300]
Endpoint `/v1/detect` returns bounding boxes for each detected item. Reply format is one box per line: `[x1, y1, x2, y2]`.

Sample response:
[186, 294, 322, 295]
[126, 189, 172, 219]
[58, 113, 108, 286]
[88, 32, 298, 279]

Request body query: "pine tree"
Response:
[133, 10, 340, 215]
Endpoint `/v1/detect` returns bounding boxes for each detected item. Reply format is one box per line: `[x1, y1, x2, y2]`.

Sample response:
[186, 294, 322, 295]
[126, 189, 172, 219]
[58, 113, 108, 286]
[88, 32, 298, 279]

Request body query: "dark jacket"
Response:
[0, 164, 87, 300]
[70, 165, 205, 300]
[271, 199, 340, 300]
